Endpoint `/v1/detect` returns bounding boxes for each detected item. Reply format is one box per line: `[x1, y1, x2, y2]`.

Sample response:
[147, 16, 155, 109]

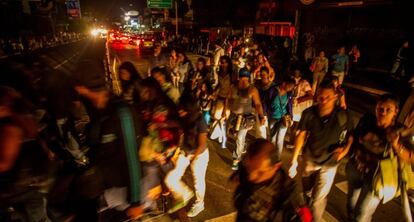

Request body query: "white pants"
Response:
[165, 149, 209, 203]
[303, 160, 338, 222]
[99, 187, 130, 212]
[256, 116, 268, 139]
[332, 71, 345, 85]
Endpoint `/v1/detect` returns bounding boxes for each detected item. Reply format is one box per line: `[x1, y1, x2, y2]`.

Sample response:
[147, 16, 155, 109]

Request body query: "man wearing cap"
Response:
[228, 68, 265, 170]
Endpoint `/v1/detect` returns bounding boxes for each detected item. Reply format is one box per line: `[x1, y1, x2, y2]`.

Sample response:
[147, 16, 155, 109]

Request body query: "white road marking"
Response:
[53, 52, 80, 69]
[335, 181, 349, 194]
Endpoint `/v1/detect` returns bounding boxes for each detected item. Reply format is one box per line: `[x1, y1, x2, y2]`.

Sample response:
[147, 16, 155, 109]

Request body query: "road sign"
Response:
[147, 0, 172, 9]
[66, 0, 81, 18]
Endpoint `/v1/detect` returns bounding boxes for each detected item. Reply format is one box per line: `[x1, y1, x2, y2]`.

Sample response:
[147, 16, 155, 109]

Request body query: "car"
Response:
[128, 34, 141, 46]
[139, 34, 156, 49]
[108, 31, 122, 43]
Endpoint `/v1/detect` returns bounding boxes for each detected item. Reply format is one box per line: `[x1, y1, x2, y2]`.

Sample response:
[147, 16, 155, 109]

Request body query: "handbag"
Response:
[372, 144, 414, 203]
[282, 114, 293, 128]
[309, 62, 315, 72]
[242, 114, 256, 130]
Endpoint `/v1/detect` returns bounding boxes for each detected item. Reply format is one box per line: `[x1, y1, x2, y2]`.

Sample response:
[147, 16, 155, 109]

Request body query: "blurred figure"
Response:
[330, 76, 347, 110]
[268, 78, 296, 161]
[168, 49, 179, 88]
[174, 51, 193, 94]
[311, 50, 329, 93]
[345, 94, 411, 222]
[0, 86, 52, 222]
[75, 85, 144, 220]
[234, 45, 247, 73]
[213, 40, 225, 78]
[255, 67, 277, 139]
[209, 56, 233, 149]
[331, 46, 349, 85]
[228, 68, 265, 170]
[196, 81, 214, 126]
[191, 57, 211, 92]
[147, 43, 167, 77]
[292, 69, 313, 123]
[137, 78, 181, 211]
[231, 139, 312, 222]
[391, 40, 409, 79]
[349, 45, 361, 66]
[165, 94, 209, 217]
[151, 67, 180, 104]
[289, 81, 354, 222]
[118, 61, 142, 105]
[253, 53, 275, 82]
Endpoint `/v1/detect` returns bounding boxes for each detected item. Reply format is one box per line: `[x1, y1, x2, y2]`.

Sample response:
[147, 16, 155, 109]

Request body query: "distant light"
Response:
[124, 16, 130, 21]
[91, 29, 99, 36]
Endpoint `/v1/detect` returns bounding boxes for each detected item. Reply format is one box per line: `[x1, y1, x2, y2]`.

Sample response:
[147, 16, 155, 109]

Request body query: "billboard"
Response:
[66, 0, 81, 18]
[147, 0, 172, 9]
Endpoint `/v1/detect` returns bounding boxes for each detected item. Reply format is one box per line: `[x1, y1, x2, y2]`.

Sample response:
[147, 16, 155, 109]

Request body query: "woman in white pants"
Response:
[165, 93, 209, 217]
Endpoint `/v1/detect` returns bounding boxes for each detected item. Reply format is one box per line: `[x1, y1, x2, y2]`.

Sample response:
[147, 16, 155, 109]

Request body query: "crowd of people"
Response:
[0, 32, 84, 57]
[1, 35, 414, 222]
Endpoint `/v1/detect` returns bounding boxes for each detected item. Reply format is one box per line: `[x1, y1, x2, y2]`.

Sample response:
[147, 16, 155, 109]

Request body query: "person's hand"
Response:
[333, 146, 346, 161]
[289, 160, 298, 178]
[153, 153, 166, 165]
[127, 205, 144, 220]
[221, 111, 227, 120]
[390, 132, 400, 150]
[259, 116, 266, 126]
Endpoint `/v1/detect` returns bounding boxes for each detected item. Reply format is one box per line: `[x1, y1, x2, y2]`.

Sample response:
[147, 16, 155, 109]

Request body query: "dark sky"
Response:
[80, 0, 147, 19]
[80, 0, 258, 26]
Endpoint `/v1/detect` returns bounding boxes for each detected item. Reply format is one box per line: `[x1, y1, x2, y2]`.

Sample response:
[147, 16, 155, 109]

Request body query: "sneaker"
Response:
[167, 192, 194, 214]
[232, 160, 239, 171]
[187, 201, 205, 217]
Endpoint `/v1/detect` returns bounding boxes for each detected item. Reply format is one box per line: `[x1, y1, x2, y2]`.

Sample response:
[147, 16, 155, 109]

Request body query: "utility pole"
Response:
[175, 0, 178, 36]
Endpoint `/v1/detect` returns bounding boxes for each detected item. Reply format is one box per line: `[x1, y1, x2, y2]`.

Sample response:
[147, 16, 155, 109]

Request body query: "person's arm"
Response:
[324, 58, 329, 73]
[289, 129, 308, 178]
[0, 125, 23, 173]
[297, 83, 314, 103]
[335, 135, 354, 161]
[285, 174, 313, 222]
[340, 94, 347, 110]
[391, 133, 414, 163]
[251, 87, 265, 125]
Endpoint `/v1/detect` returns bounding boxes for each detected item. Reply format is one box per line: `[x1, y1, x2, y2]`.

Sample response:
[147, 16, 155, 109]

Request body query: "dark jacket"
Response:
[234, 165, 305, 222]
[87, 97, 143, 205]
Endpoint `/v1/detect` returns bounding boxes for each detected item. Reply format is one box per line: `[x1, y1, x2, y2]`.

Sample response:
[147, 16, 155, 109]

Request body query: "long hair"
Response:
[179, 93, 202, 130]
[140, 77, 177, 116]
[218, 55, 233, 77]
[118, 61, 142, 89]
